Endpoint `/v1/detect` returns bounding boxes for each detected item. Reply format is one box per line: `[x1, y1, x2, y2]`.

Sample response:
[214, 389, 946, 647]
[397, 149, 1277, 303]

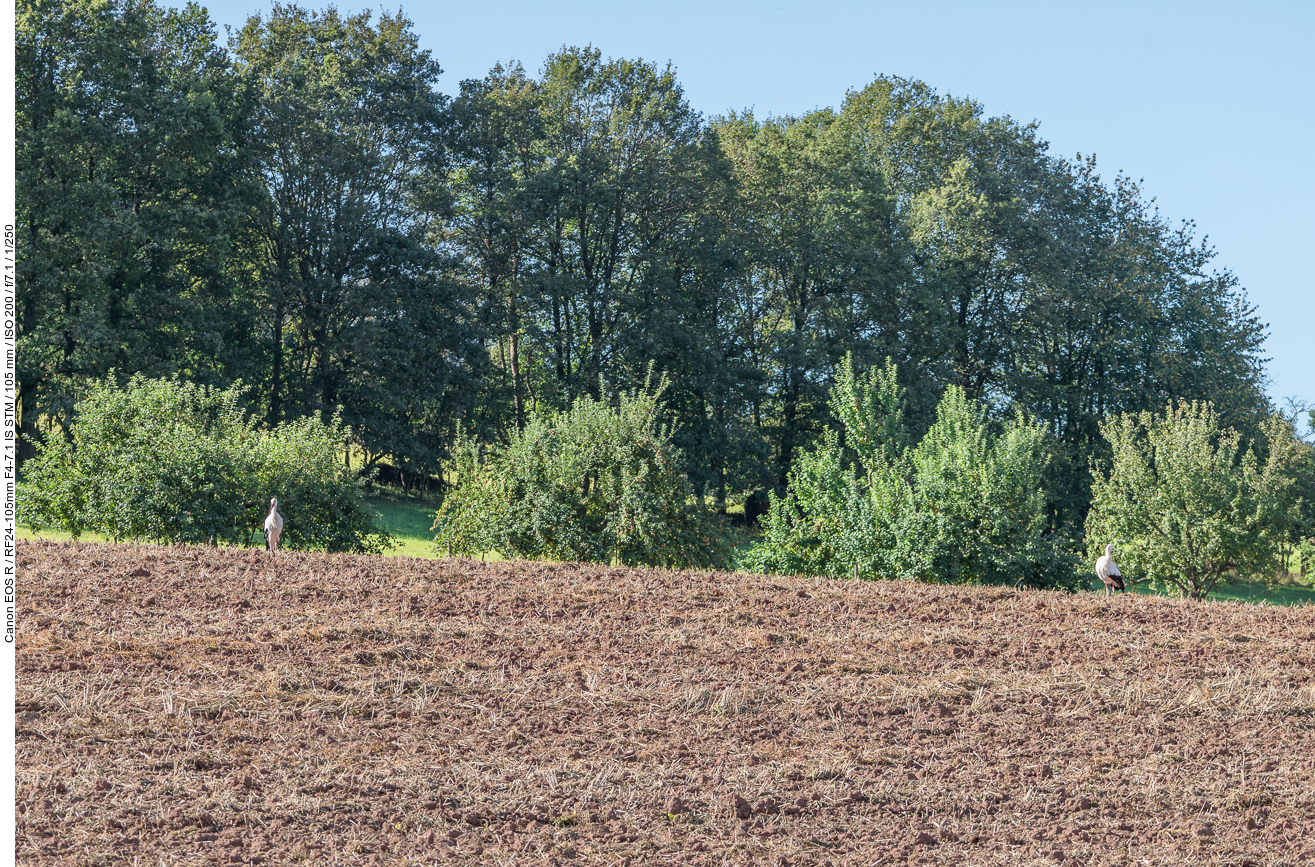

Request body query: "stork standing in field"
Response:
[1096, 543, 1125, 596]
[264, 497, 284, 553]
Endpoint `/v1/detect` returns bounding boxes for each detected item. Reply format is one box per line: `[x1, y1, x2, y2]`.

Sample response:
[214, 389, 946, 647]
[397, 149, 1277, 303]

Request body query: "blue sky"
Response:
[205, 0, 1313, 409]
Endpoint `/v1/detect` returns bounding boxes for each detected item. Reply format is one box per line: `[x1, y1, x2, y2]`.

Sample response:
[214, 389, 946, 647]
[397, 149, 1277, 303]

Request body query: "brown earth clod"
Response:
[14, 540, 1315, 866]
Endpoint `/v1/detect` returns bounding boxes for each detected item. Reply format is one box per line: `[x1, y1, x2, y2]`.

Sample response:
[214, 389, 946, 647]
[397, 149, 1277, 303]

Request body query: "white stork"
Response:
[1095, 543, 1125, 596]
[264, 497, 284, 553]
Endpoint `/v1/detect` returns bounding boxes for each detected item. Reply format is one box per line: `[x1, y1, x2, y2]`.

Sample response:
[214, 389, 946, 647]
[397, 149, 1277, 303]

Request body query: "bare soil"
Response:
[15, 540, 1315, 866]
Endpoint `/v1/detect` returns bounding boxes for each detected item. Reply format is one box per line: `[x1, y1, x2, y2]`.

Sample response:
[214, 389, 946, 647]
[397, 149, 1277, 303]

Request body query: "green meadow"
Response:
[18, 488, 1311, 606]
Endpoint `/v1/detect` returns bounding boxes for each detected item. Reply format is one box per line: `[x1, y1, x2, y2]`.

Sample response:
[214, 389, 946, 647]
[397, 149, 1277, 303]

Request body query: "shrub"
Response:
[747, 356, 1077, 589]
[433, 375, 732, 569]
[1299, 537, 1315, 582]
[1085, 401, 1303, 599]
[19, 374, 391, 553]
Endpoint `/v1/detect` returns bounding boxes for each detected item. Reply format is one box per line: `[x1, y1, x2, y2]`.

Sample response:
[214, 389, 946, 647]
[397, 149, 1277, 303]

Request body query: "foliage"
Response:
[1298, 538, 1315, 581]
[433, 375, 731, 569]
[247, 414, 391, 553]
[19, 375, 391, 552]
[715, 109, 905, 490]
[834, 79, 1269, 536]
[1288, 407, 1315, 547]
[1085, 402, 1304, 599]
[231, 4, 484, 476]
[441, 48, 760, 505]
[15, 0, 248, 464]
[748, 356, 1076, 589]
[16, 10, 1275, 561]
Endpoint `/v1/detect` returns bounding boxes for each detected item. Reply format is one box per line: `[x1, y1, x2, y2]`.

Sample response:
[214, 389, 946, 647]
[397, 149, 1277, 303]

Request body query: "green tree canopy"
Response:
[433, 374, 730, 569]
[16, 17, 1277, 560]
[715, 109, 906, 492]
[1085, 402, 1304, 599]
[16, 0, 247, 465]
[749, 355, 1073, 588]
[231, 3, 484, 478]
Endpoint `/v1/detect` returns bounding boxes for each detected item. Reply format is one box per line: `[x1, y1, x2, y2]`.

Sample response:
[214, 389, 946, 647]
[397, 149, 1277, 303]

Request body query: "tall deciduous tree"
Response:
[837, 76, 1055, 409]
[443, 49, 754, 503]
[835, 76, 1269, 536]
[445, 62, 545, 432]
[232, 4, 484, 476]
[716, 109, 904, 490]
[16, 0, 245, 465]
[528, 46, 724, 402]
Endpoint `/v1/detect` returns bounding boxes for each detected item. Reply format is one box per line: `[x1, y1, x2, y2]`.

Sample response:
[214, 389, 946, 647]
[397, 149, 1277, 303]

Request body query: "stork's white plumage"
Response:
[264, 497, 284, 553]
[1095, 543, 1124, 596]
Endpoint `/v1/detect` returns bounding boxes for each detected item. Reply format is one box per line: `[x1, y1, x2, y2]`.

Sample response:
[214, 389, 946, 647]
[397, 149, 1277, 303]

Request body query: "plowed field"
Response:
[15, 540, 1315, 866]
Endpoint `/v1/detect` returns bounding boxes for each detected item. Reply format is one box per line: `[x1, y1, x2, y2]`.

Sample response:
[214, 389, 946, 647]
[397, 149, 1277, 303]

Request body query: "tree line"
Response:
[18, 0, 1282, 545]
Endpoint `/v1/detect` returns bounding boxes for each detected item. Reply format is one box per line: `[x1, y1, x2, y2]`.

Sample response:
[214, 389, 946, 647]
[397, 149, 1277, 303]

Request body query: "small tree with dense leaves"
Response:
[433, 374, 731, 569]
[749, 355, 1075, 588]
[20, 374, 391, 553]
[1085, 401, 1303, 599]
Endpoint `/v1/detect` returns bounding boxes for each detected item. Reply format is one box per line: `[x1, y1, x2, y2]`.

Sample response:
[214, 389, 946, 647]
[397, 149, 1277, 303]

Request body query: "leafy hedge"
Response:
[747, 356, 1078, 590]
[1085, 401, 1305, 599]
[19, 375, 391, 553]
[434, 376, 731, 569]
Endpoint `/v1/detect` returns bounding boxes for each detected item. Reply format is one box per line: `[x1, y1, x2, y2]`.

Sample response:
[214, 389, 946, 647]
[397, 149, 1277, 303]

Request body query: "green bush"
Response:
[434, 376, 732, 569]
[1085, 401, 1303, 599]
[747, 356, 1077, 589]
[19, 374, 391, 553]
[1298, 538, 1315, 582]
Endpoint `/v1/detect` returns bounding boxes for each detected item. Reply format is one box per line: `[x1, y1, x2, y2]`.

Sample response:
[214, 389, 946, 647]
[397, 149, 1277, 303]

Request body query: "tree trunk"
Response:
[16, 380, 39, 470]
[16, 289, 40, 469]
[268, 299, 284, 427]
[509, 329, 525, 430]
